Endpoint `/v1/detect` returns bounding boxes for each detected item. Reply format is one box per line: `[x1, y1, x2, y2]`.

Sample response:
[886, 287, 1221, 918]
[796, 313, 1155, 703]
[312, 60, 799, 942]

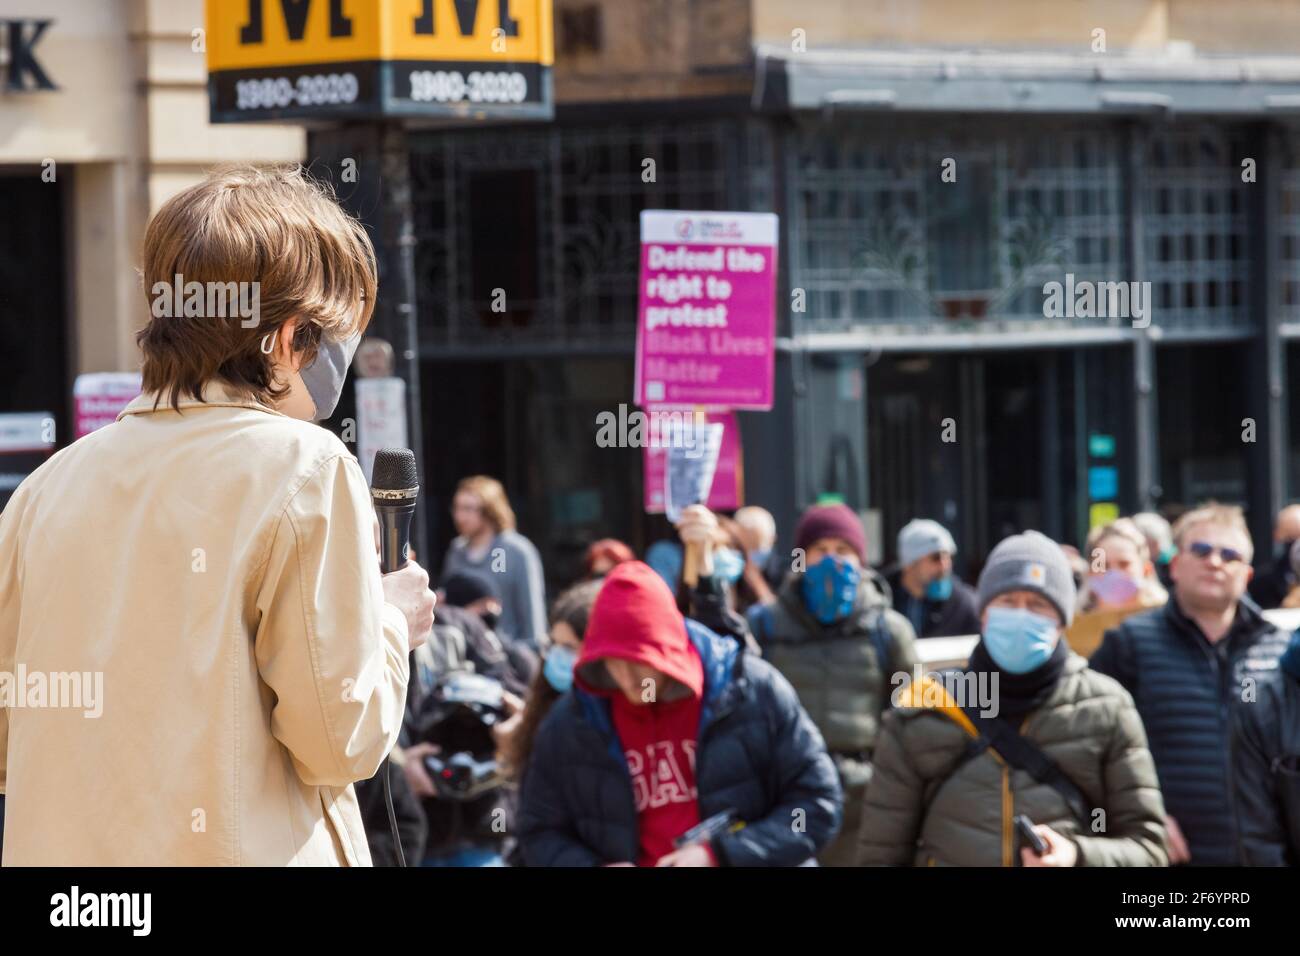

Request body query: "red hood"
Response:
[575, 561, 703, 701]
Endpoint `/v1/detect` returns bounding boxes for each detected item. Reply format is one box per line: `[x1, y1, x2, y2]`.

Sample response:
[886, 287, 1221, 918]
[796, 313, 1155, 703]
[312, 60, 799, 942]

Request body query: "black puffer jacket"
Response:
[1090, 597, 1289, 865]
[1233, 634, 1300, 866]
[516, 619, 842, 866]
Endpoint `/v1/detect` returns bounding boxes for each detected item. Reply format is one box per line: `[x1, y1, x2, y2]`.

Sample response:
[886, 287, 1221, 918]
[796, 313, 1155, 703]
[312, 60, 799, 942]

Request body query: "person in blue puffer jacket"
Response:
[516, 560, 842, 866]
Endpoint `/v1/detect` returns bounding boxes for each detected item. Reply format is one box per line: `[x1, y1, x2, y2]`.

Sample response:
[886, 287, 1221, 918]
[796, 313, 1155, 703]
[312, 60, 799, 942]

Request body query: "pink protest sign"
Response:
[634, 210, 777, 410]
[74, 372, 142, 439]
[643, 409, 743, 515]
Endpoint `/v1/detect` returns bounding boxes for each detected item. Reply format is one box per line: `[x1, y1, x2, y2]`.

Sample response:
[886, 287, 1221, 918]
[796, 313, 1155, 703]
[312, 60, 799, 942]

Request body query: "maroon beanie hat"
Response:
[794, 503, 867, 562]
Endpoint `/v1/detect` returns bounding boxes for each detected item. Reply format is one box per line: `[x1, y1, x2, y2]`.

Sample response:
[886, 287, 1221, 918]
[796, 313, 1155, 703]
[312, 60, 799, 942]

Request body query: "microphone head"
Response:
[372, 447, 418, 493]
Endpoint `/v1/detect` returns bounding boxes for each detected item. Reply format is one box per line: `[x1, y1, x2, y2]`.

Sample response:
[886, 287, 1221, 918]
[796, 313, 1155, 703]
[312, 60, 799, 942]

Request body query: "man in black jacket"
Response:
[516, 561, 842, 866]
[1233, 629, 1300, 865]
[1092, 503, 1289, 866]
[885, 518, 981, 638]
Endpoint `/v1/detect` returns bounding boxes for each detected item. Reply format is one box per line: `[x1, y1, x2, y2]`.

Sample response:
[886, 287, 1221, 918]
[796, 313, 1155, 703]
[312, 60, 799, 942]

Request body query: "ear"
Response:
[276, 318, 302, 371]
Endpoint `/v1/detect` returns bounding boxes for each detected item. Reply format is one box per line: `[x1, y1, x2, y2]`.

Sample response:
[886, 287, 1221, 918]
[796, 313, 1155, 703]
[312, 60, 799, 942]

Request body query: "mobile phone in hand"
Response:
[1014, 814, 1048, 856]
[674, 809, 739, 849]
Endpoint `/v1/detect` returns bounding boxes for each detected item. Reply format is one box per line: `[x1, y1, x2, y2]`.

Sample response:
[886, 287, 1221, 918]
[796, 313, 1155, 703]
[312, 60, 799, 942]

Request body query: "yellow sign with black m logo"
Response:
[206, 0, 553, 122]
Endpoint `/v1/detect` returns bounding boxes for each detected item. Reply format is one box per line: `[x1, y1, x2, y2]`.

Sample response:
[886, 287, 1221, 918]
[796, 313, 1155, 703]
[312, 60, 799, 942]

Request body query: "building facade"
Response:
[336, 0, 1300, 584]
[8, 1, 1300, 589]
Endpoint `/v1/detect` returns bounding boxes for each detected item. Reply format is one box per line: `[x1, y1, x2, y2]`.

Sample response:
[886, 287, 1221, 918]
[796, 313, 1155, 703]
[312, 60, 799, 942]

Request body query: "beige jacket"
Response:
[0, 383, 410, 865]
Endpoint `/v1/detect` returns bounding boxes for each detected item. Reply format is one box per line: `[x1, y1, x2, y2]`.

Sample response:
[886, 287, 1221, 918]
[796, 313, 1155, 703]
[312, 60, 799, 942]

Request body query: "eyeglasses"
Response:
[1186, 541, 1247, 565]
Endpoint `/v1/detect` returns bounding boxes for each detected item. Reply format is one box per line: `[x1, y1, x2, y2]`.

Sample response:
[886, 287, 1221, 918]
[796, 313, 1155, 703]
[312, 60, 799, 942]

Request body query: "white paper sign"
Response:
[664, 422, 724, 523]
[356, 377, 408, 483]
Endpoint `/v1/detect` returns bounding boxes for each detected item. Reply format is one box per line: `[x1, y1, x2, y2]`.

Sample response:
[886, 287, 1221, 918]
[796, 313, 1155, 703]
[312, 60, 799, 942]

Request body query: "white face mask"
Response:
[299, 332, 361, 420]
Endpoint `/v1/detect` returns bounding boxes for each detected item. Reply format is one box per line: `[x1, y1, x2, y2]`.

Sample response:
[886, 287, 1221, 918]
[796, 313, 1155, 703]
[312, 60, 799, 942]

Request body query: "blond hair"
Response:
[456, 476, 517, 533]
[1081, 516, 1168, 611]
[1172, 501, 1254, 561]
[138, 164, 376, 410]
[1087, 518, 1151, 564]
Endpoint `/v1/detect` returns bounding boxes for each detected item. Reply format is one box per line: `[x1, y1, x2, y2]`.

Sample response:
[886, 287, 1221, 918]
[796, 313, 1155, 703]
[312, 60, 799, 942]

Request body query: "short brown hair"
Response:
[137, 164, 376, 410]
[1172, 501, 1253, 561]
[455, 476, 516, 533]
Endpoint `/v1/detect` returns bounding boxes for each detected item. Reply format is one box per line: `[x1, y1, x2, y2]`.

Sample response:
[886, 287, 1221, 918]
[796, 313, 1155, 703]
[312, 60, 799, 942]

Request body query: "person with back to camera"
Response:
[0, 165, 435, 866]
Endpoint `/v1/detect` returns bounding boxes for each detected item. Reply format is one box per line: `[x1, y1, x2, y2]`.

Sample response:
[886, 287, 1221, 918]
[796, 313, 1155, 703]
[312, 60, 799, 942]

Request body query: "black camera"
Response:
[413, 671, 506, 803]
[423, 750, 502, 801]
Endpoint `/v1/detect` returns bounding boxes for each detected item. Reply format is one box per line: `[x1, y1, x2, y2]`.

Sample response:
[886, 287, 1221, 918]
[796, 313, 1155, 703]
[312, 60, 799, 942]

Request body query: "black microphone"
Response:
[371, 447, 419, 573]
[370, 447, 419, 868]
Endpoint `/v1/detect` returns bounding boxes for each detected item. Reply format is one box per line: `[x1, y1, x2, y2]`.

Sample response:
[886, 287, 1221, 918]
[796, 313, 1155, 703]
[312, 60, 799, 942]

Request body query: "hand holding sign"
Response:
[675, 505, 718, 585]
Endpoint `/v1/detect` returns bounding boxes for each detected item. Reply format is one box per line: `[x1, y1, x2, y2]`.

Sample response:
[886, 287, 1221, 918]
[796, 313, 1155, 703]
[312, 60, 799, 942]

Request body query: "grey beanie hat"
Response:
[976, 530, 1076, 626]
[897, 519, 957, 568]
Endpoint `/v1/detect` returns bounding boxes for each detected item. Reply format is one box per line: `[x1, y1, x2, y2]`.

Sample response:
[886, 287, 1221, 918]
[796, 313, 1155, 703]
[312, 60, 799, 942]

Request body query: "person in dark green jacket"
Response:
[859, 530, 1167, 867]
[747, 502, 919, 866]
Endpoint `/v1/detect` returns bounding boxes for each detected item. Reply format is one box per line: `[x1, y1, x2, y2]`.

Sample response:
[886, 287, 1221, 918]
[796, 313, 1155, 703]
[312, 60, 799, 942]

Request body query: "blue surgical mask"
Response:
[982, 606, 1059, 674]
[543, 644, 578, 693]
[300, 331, 362, 421]
[801, 555, 860, 624]
[924, 575, 953, 601]
[713, 547, 746, 585]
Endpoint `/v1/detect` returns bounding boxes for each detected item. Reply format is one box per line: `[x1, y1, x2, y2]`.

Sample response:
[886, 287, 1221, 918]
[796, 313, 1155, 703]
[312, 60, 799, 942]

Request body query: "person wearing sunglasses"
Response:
[1091, 503, 1290, 866]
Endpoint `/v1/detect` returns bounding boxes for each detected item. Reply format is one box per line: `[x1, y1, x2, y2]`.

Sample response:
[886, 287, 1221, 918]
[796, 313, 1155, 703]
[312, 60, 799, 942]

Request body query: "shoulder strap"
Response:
[896, 677, 984, 821]
[962, 707, 1092, 828]
[904, 677, 1091, 831]
[918, 734, 988, 816]
[869, 610, 893, 676]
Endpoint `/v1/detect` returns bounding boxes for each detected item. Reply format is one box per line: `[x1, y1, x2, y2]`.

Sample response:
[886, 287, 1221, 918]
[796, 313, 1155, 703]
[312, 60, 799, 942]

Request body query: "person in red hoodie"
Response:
[585, 562, 711, 866]
[516, 561, 842, 867]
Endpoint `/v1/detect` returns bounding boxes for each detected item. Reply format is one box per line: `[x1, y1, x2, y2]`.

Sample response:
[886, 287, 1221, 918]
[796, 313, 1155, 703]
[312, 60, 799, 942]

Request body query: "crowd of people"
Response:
[8, 166, 1294, 870]
[372, 480, 1300, 868]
